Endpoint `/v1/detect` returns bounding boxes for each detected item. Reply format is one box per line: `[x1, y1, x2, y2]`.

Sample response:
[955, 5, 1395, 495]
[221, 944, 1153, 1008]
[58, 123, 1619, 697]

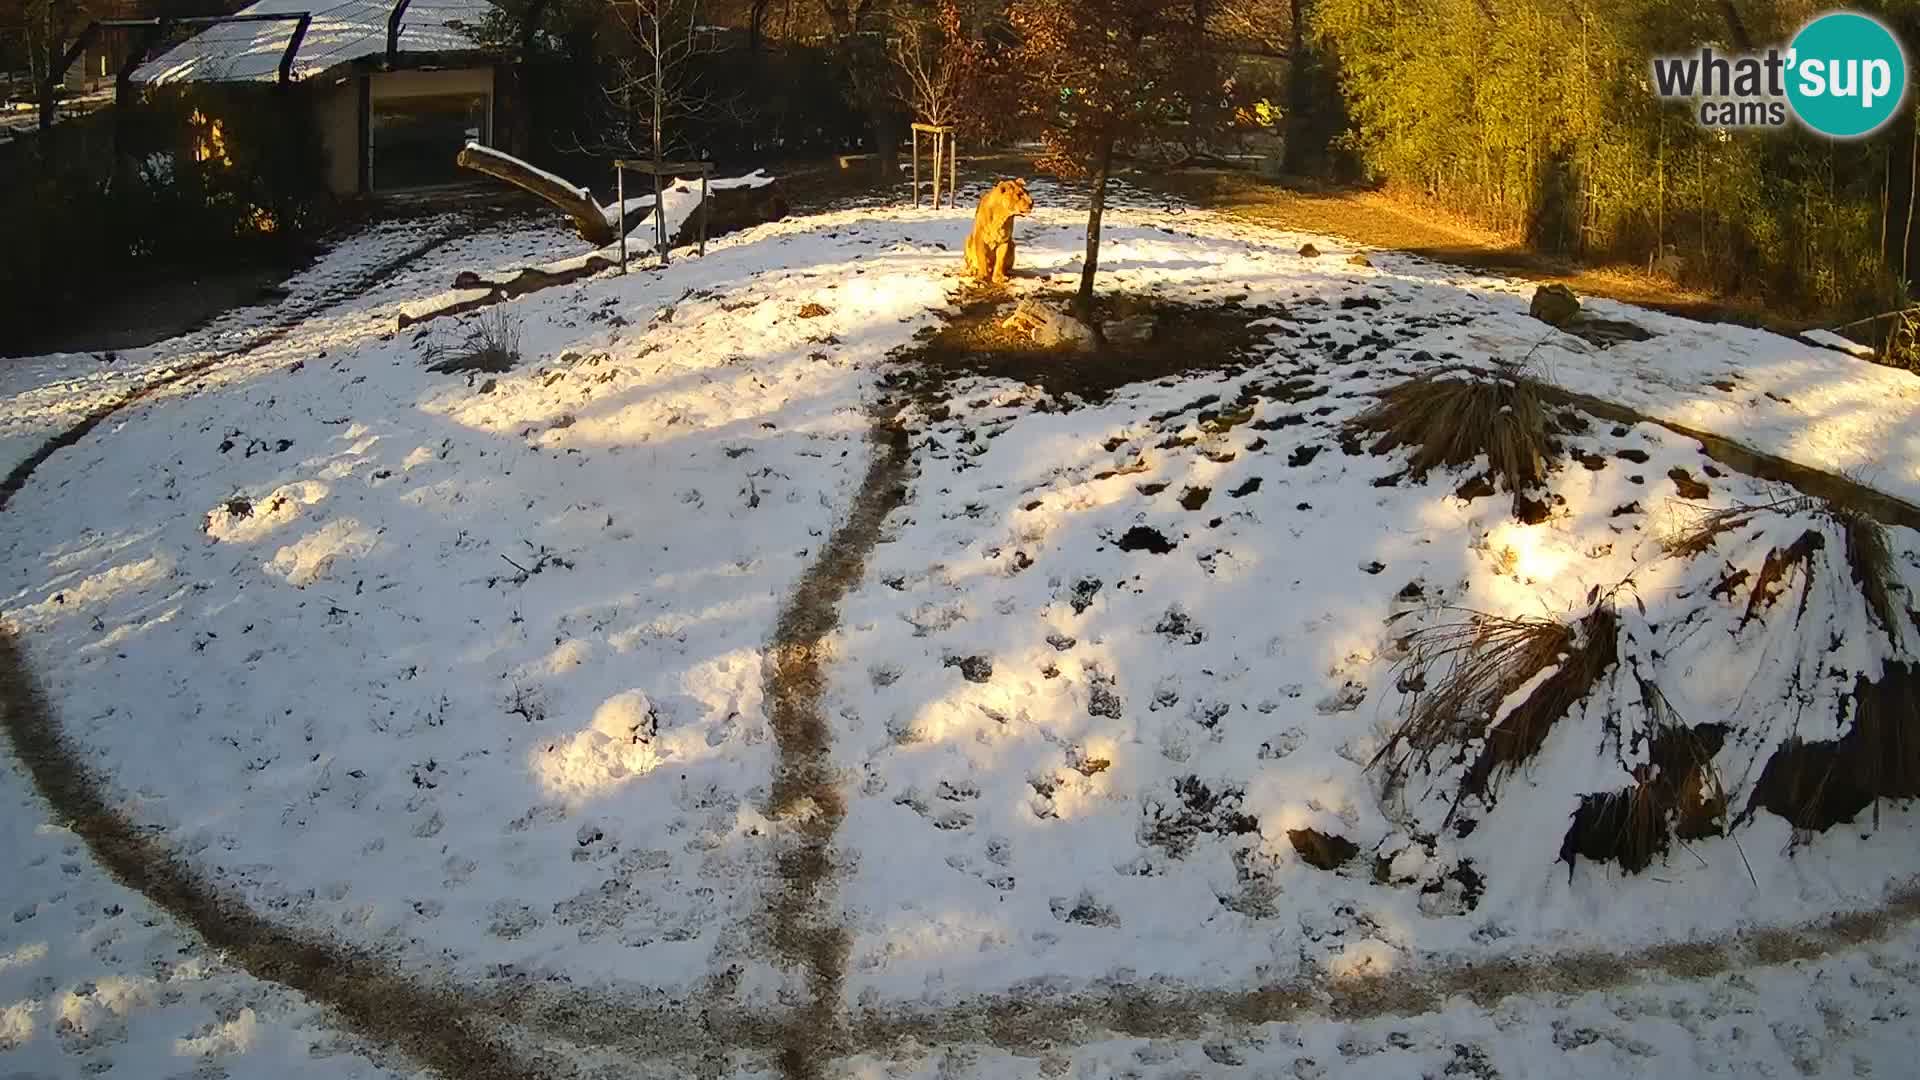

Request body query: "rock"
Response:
[1347, 253, 1372, 267]
[1001, 299, 1095, 350]
[1298, 243, 1321, 258]
[1529, 283, 1582, 327]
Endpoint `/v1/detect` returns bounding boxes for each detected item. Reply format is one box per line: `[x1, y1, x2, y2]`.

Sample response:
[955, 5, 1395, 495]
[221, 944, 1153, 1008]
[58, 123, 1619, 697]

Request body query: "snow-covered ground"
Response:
[5, 179, 1920, 1077]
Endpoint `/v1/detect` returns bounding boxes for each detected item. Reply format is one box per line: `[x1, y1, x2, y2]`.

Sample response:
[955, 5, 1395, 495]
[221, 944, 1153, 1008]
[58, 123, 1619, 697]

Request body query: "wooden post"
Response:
[912, 127, 921, 208]
[931, 132, 941, 209]
[699, 172, 709, 256]
[616, 165, 626, 274]
[949, 135, 957, 208]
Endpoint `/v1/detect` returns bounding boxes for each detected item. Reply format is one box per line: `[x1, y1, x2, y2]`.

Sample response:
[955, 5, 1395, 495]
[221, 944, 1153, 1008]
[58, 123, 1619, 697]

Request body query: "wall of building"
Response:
[310, 66, 497, 198]
[314, 77, 360, 197]
[370, 67, 494, 108]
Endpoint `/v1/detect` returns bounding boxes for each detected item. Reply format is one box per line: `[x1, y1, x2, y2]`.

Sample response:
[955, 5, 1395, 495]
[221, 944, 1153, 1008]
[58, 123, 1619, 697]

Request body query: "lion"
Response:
[963, 178, 1033, 283]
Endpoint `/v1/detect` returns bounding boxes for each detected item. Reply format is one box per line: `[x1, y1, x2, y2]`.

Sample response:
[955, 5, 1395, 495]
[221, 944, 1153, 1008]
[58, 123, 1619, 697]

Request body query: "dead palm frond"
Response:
[1560, 777, 1668, 878]
[1349, 369, 1556, 495]
[1667, 493, 1903, 644]
[1661, 494, 1817, 557]
[1835, 505, 1899, 640]
[1378, 603, 1619, 804]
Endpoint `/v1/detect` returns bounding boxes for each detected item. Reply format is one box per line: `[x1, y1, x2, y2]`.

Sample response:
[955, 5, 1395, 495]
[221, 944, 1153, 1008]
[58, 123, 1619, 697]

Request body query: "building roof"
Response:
[133, 0, 494, 85]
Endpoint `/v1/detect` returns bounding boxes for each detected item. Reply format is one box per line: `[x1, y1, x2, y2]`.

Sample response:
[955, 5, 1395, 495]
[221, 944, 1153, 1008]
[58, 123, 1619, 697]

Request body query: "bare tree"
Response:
[599, 0, 743, 255]
[8, 0, 99, 132]
[889, 0, 987, 200]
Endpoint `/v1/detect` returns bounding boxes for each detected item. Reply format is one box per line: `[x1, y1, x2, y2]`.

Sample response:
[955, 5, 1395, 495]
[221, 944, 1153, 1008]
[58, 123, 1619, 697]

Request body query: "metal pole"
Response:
[654, 169, 666, 264]
[616, 165, 626, 274]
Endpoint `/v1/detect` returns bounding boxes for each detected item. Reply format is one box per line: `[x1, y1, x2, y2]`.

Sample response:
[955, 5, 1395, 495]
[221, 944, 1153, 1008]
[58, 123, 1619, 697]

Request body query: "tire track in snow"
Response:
[758, 408, 914, 1079]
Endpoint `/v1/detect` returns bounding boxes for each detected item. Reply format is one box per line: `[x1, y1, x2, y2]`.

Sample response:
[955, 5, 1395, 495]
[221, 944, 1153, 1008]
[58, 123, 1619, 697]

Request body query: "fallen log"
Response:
[457, 144, 615, 247]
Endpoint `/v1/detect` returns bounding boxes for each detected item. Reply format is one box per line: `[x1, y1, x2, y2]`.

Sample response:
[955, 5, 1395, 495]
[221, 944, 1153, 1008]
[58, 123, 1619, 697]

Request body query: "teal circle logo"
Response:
[1787, 12, 1908, 138]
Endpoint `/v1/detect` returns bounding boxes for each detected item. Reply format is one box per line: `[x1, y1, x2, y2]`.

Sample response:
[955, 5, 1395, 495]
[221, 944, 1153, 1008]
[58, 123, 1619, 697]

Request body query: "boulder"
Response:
[1002, 300, 1095, 350]
[1530, 283, 1582, 327]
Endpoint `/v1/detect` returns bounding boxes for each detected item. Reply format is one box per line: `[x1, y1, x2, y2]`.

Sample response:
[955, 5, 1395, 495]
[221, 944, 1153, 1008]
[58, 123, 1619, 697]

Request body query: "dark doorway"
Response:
[370, 93, 489, 191]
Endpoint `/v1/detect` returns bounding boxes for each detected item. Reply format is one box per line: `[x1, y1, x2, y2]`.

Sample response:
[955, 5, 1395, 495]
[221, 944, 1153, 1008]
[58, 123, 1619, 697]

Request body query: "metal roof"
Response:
[133, 0, 493, 85]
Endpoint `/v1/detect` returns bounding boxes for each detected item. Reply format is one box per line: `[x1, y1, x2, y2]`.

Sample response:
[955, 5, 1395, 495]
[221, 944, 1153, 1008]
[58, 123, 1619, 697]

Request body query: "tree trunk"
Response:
[1077, 135, 1116, 315]
[1718, 1, 1753, 50]
[1282, 0, 1311, 174]
[1906, 107, 1917, 288]
[457, 144, 614, 246]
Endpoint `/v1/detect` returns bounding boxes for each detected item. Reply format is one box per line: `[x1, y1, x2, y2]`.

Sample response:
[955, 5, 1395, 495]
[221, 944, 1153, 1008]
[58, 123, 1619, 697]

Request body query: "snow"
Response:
[134, 0, 492, 86]
[1805, 326, 1877, 359]
[5, 178, 1920, 1076]
[613, 167, 781, 241]
[465, 142, 594, 205]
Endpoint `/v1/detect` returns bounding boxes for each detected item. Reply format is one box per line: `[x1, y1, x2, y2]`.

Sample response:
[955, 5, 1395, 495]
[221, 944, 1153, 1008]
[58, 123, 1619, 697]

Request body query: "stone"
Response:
[1529, 283, 1582, 327]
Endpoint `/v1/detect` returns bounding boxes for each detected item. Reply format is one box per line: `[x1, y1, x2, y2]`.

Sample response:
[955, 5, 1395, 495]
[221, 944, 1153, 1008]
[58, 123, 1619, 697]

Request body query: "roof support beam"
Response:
[387, 0, 414, 64]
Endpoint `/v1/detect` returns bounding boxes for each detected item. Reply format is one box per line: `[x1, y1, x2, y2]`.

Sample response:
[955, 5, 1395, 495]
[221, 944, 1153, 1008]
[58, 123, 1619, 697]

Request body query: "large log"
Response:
[666, 181, 791, 249]
[457, 144, 615, 247]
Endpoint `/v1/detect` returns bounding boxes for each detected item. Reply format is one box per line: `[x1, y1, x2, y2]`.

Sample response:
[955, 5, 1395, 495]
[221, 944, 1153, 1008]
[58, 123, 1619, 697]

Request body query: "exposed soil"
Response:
[758, 408, 914, 1079]
[2, 262, 303, 359]
[886, 290, 1283, 406]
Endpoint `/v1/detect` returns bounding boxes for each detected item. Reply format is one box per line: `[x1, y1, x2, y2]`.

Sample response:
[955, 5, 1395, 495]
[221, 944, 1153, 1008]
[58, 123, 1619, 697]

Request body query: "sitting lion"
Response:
[964, 178, 1033, 283]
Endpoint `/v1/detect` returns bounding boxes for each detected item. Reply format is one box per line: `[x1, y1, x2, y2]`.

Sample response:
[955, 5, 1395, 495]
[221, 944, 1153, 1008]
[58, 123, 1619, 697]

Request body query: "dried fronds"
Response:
[1349, 369, 1556, 504]
[1661, 494, 1817, 558]
[1835, 505, 1899, 639]
[1377, 603, 1619, 801]
[1559, 779, 1667, 877]
[1748, 662, 1920, 831]
[1668, 493, 1902, 643]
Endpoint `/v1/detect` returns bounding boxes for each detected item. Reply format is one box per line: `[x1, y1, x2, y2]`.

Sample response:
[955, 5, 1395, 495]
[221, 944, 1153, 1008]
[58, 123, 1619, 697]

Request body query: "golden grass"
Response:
[1351, 370, 1556, 495]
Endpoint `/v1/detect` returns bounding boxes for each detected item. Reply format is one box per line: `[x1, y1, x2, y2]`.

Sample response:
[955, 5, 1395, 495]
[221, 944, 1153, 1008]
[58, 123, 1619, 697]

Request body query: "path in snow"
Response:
[759, 410, 914, 1078]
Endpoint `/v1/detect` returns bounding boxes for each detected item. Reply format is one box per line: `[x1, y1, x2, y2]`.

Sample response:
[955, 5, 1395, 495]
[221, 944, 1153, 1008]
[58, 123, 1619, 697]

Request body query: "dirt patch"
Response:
[1139, 775, 1259, 858]
[1288, 828, 1360, 870]
[759, 409, 914, 1079]
[1114, 525, 1177, 553]
[887, 291, 1282, 405]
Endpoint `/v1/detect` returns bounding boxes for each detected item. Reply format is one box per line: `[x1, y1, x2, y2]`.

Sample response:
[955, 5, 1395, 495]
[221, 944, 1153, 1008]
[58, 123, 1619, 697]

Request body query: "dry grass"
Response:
[1661, 494, 1817, 558]
[1377, 603, 1618, 804]
[426, 307, 522, 374]
[1349, 369, 1556, 516]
